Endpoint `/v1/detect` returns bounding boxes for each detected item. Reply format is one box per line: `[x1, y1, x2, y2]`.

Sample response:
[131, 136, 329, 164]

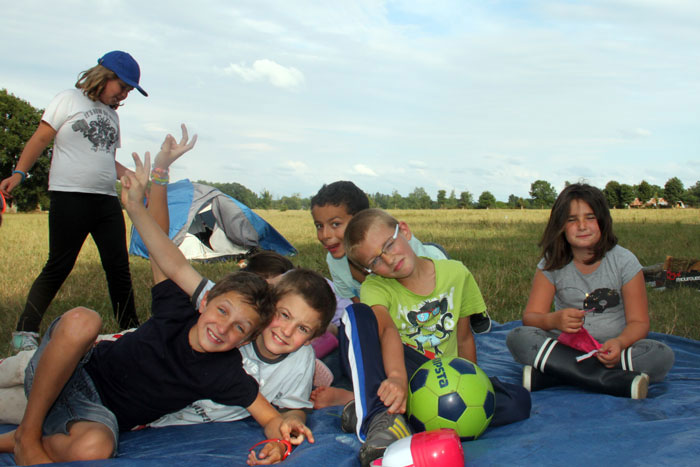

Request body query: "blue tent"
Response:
[129, 179, 296, 261]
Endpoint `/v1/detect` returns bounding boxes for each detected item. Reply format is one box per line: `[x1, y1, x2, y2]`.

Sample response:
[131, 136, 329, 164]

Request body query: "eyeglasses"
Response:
[364, 224, 400, 274]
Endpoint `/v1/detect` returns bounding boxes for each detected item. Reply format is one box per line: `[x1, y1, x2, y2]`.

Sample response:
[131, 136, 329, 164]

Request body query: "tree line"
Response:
[3, 89, 699, 212]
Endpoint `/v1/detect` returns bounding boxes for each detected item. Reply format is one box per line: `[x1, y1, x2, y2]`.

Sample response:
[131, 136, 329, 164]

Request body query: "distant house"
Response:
[630, 198, 643, 208]
[645, 197, 669, 208]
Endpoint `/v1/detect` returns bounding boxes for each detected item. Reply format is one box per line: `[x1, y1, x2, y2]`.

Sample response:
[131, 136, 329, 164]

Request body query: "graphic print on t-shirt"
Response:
[71, 110, 118, 153]
[401, 290, 455, 358]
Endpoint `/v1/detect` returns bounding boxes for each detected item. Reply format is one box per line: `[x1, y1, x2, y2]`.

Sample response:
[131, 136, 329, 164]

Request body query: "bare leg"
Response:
[13, 307, 102, 465]
[310, 386, 354, 409]
[0, 430, 16, 453]
[42, 421, 114, 462]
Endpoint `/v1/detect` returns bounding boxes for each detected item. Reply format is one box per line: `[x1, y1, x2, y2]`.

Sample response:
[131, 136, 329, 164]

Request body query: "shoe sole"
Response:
[631, 373, 649, 400]
[341, 400, 356, 433]
[522, 365, 533, 392]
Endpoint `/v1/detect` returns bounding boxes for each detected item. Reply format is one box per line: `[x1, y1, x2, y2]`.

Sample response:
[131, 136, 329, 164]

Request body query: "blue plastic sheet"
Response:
[3, 321, 700, 466]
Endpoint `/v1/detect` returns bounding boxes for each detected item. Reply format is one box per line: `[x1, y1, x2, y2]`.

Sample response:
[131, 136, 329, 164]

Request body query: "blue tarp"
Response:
[3, 321, 699, 466]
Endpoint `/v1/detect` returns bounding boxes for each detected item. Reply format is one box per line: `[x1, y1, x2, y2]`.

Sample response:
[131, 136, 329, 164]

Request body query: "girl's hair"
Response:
[242, 251, 294, 280]
[540, 183, 617, 270]
[75, 64, 120, 109]
[274, 268, 337, 338]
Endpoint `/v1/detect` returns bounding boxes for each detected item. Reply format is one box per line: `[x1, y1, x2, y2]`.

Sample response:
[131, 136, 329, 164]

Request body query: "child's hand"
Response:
[120, 152, 151, 209]
[597, 338, 622, 367]
[246, 440, 288, 465]
[153, 124, 198, 170]
[555, 308, 585, 334]
[378, 376, 407, 414]
[279, 416, 314, 445]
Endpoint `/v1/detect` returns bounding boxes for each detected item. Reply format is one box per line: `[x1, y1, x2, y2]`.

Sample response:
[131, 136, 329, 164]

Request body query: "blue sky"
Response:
[1, 0, 699, 201]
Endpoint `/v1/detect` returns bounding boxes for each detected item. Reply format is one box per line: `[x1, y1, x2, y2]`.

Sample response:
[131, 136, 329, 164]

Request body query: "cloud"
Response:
[224, 59, 305, 89]
[353, 164, 378, 176]
[619, 127, 652, 138]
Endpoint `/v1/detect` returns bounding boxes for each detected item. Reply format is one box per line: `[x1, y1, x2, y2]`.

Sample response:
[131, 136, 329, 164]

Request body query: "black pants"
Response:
[16, 191, 138, 332]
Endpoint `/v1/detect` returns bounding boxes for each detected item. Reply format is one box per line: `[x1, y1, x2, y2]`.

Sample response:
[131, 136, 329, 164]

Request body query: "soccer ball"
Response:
[407, 356, 495, 440]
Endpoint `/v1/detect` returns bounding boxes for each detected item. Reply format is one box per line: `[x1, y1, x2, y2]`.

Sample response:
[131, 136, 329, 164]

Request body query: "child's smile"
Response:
[312, 204, 354, 259]
[257, 293, 321, 359]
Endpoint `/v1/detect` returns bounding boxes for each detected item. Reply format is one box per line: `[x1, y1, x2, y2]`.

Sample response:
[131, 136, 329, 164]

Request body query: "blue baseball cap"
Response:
[98, 51, 148, 96]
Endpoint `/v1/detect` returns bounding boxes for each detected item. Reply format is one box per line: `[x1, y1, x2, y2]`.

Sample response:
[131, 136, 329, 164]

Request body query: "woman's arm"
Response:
[522, 269, 584, 333]
[0, 121, 55, 196]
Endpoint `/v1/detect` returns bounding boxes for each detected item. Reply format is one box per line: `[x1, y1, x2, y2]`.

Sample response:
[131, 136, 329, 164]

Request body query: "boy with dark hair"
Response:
[310, 181, 491, 333]
[338, 209, 531, 466]
[0, 148, 311, 465]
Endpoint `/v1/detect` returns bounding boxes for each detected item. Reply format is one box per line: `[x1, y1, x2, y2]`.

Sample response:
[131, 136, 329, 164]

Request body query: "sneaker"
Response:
[631, 373, 649, 400]
[11, 331, 40, 351]
[359, 409, 413, 467]
[341, 400, 357, 433]
[470, 310, 492, 334]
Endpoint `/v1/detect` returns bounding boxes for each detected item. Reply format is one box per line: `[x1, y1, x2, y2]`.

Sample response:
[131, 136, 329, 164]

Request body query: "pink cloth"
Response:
[558, 328, 601, 354]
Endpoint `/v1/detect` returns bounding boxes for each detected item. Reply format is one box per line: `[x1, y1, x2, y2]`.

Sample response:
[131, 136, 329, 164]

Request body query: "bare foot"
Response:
[13, 429, 53, 466]
[310, 386, 354, 409]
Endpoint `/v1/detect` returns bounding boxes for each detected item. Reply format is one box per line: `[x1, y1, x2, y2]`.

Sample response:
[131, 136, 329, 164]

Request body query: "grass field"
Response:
[1, 208, 699, 356]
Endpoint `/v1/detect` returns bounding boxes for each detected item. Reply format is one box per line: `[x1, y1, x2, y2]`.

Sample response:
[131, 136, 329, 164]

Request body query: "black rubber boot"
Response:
[522, 365, 562, 392]
[532, 338, 649, 399]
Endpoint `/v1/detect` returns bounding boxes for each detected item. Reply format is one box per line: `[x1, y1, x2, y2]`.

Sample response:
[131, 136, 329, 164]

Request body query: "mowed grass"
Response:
[1, 208, 699, 356]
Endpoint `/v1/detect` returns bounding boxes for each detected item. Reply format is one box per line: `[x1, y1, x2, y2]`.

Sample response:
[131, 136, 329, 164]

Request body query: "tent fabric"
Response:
[2, 321, 699, 466]
[129, 179, 296, 260]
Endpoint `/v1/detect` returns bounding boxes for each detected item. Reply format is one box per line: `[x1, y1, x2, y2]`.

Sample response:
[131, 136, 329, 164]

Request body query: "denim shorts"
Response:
[25, 317, 119, 455]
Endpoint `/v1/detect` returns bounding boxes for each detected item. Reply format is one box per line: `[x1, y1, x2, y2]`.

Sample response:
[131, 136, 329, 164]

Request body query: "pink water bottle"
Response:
[371, 428, 464, 467]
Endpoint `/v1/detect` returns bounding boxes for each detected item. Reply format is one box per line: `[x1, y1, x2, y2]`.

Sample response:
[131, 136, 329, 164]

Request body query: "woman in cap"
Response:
[0, 51, 147, 350]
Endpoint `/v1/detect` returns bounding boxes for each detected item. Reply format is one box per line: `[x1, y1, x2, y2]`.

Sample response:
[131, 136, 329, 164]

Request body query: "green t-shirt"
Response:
[360, 259, 486, 359]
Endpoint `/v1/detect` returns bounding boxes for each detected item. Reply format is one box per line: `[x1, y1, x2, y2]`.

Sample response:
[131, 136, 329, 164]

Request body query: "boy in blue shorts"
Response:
[310, 181, 491, 333]
[339, 209, 531, 466]
[0, 150, 311, 465]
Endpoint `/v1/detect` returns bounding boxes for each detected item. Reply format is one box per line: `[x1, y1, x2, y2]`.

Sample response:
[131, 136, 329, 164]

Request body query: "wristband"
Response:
[12, 170, 27, 183]
[249, 438, 292, 461]
[150, 167, 169, 186]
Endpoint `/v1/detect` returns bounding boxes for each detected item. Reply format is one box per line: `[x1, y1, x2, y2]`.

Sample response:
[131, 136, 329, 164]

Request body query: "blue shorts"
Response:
[25, 318, 119, 455]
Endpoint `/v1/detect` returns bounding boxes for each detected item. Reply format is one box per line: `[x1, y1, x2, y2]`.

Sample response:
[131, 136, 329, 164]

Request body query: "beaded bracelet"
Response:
[150, 167, 169, 186]
[13, 170, 27, 183]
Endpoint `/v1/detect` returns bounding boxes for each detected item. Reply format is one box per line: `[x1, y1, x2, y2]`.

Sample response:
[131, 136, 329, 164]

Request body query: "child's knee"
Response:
[64, 426, 114, 461]
[55, 308, 102, 342]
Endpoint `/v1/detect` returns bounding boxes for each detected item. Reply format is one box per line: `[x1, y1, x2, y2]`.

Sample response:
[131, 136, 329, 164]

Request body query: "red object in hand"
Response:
[558, 327, 601, 354]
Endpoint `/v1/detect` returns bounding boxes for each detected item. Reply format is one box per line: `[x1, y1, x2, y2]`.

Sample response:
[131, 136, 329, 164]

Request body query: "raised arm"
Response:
[121, 152, 202, 296]
[146, 124, 198, 283]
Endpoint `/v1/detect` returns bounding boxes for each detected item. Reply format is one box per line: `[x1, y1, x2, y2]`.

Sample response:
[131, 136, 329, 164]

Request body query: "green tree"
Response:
[685, 181, 700, 207]
[603, 180, 621, 208]
[446, 190, 458, 209]
[0, 89, 52, 211]
[389, 190, 404, 209]
[664, 177, 684, 206]
[407, 187, 432, 209]
[529, 180, 557, 208]
[458, 191, 473, 209]
[436, 190, 446, 209]
[507, 194, 526, 209]
[619, 184, 635, 207]
[477, 191, 496, 209]
[370, 192, 390, 209]
[258, 189, 272, 209]
[635, 180, 654, 203]
[200, 181, 258, 208]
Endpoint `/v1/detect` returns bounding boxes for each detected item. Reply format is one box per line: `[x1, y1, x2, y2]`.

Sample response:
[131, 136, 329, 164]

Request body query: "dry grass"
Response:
[2, 208, 699, 356]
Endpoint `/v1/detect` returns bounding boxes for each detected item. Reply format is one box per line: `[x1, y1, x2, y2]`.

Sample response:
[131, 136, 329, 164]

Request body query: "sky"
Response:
[2, 0, 699, 201]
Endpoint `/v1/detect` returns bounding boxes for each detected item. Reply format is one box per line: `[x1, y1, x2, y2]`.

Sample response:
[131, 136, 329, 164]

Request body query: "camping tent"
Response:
[129, 179, 296, 261]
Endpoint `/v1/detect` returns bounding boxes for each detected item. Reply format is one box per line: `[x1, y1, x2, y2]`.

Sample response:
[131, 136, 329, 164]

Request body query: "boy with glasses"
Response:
[338, 209, 530, 466]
